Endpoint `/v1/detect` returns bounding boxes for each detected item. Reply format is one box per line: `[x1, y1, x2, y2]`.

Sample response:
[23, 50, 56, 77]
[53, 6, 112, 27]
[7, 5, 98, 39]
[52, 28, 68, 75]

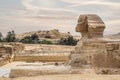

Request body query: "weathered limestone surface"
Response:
[68, 14, 120, 74]
[14, 44, 73, 62]
[0, 44, 14, 66]
[0, 43, 25, 66]
[9, 43, 25, 53]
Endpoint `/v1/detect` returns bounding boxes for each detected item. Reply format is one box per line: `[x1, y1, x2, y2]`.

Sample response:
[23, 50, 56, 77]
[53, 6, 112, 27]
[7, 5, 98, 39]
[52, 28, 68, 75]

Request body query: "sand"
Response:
[0, 74, 120, 80]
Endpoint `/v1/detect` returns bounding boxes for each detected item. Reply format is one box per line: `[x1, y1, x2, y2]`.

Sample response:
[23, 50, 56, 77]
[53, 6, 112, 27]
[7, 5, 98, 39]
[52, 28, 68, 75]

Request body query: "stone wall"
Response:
[10, 68, 70, 78]
[14, 54, 69, 62]
[9, 43, 25, 53]
[0, 43, 25, 66]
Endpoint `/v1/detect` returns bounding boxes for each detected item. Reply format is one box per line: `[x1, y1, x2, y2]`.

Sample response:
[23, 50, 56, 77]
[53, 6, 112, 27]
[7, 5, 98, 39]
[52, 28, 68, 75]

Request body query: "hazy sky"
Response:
[0, 0, 120, 36]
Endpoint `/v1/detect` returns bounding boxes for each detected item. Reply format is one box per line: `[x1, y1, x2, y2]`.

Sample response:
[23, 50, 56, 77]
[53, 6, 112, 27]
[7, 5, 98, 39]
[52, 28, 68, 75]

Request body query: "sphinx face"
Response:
[76, 18, 82, 32]
[76, 15, 88, 32]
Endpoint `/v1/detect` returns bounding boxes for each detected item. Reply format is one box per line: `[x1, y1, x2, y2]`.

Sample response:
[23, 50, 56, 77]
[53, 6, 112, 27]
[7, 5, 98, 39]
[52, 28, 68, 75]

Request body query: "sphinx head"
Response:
[76, 14, 105, 38]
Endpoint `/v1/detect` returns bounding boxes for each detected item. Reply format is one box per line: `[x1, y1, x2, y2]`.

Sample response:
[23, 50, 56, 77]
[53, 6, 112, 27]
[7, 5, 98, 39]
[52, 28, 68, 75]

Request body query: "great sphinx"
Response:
[68, 14, 120, 71]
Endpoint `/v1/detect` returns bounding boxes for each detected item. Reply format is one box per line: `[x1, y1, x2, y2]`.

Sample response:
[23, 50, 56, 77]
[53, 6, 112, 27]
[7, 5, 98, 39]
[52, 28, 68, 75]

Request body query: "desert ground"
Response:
[0, 74, 120, 80]
[0, 44, 73, 78]
[0, 44, 120, 80]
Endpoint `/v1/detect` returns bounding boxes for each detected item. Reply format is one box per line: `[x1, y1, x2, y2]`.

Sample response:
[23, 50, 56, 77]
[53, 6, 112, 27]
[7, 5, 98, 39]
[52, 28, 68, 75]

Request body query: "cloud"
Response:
[65, 0, 120, 10]
[21, 0, 120, 18]
[22, 0, 70, 9]
[62, 0, 106, 4]
[21, 0, 78, 17]
[22, 0, 39, 10]
[67, 1, 120, 9]
[22, 0, 65, 11]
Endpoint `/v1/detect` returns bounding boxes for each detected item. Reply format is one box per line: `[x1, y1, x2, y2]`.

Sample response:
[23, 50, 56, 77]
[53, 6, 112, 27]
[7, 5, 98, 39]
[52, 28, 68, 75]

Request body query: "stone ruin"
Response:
[0, 43, 25, 66]
[68, 14, 120, 74]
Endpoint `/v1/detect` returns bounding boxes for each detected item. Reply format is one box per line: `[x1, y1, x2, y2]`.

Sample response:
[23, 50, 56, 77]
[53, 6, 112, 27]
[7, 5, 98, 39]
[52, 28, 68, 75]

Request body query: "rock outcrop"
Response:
[16, 29, 71, 39]
[0, 43, 25, 66]
[0, 44, 14, 66]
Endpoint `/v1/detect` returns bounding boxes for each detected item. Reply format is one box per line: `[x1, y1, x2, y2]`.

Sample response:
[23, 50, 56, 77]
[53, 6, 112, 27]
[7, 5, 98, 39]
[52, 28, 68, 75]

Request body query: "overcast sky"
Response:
[0, 0, 120, 36]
